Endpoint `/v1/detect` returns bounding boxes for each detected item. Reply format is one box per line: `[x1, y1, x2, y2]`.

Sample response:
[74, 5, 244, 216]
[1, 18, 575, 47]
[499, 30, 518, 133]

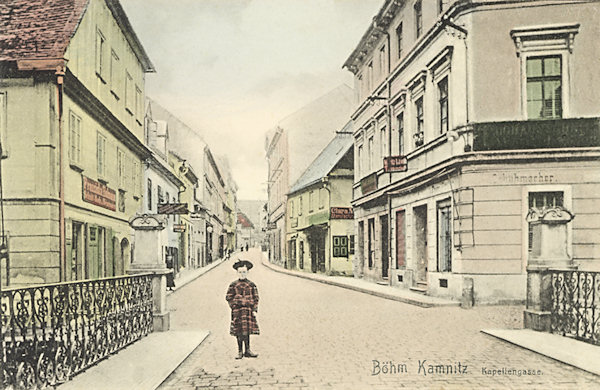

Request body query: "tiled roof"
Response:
[289, 121, 353, 195]
[237, 212, 254, 229]
[0, 0, 89, 62]
[0, 0, 154, 72]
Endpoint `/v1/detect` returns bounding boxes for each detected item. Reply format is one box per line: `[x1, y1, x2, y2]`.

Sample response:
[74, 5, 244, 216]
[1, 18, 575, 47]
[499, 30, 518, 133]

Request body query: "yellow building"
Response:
[286, 126, 355, 276]
[0, 0, 154, 285]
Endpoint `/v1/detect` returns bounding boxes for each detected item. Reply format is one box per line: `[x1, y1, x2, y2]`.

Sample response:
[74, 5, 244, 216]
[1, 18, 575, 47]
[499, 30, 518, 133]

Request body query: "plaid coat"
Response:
[226, 279, 259, 336]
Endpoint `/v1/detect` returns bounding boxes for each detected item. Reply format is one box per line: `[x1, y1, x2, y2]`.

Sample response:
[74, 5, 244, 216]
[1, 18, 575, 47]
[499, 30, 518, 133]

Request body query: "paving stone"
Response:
[157, 249, 600, 390]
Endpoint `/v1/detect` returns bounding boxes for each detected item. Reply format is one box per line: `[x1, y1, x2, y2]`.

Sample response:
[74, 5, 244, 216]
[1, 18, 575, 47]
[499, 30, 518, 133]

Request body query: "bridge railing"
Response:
[550, 270, 600, 346]
[0, 273, 153, 389]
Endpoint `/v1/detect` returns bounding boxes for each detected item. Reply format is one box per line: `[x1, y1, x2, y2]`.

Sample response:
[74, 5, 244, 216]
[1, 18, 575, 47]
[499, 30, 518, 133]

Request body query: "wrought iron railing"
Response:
[0, 274, 154, 389]
[550, 270, 600, 346]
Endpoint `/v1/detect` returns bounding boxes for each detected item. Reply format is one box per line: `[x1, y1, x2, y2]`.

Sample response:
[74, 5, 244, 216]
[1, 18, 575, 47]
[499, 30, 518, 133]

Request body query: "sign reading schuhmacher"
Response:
[82, 176, 116, 211]
[330, 207, 354, 220]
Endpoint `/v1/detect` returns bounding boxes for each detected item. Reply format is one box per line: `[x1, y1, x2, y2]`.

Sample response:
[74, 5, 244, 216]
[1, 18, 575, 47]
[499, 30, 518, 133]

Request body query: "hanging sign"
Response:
[330, 207, 354, 220]
[383, 156, 408, 172]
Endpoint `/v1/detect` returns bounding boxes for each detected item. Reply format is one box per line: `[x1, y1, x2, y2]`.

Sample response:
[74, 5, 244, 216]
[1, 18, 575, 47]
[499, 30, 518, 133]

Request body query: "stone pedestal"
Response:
[523, 267, 552, 331]
[524, 207, 575, 332]
[128, 214, 171, 332]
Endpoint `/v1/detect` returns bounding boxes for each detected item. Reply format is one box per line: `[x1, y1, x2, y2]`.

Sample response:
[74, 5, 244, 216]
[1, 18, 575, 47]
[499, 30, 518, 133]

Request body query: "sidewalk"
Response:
[59, 330, 209, 390]
[260, 252, 459, 308]
[482, 328, 600, 377]
[168, 254, 232, 294]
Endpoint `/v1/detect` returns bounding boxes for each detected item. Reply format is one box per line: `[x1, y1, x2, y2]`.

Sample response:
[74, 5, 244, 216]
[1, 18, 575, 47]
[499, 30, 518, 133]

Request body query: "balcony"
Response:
[473, 117, 600, 151]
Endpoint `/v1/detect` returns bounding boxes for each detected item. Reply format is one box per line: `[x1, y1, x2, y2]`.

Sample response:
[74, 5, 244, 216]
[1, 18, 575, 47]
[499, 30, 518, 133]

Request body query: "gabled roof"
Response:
[237, 212, 254, 229]
[289, 121, 354, 195]
[0, 0, 154, 72]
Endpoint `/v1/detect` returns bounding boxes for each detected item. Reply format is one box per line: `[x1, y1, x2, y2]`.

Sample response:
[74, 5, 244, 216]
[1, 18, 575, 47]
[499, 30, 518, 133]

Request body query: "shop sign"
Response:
[82, 176, 116, 211]
[158, 203, 189, 214]
[383, 156, 407, 172]
[360, 172, 378, 194]
[266, 222, 277, 230]
[330, 207, 354, 220]
[173, 224, 186, 233]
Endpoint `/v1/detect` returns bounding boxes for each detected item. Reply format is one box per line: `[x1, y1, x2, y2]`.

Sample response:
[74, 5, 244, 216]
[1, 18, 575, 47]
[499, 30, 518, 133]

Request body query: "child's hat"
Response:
[233, 259, 253, 270]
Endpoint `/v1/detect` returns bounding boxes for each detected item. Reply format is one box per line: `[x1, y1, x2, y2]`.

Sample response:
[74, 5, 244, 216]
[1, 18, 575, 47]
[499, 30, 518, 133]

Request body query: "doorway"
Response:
[413, 205, 428, 284]
[380, 215, 389, 278]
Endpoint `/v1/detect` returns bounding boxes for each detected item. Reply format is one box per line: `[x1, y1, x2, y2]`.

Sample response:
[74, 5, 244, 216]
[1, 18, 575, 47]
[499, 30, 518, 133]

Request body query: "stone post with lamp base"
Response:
[129, 214, 171, 331]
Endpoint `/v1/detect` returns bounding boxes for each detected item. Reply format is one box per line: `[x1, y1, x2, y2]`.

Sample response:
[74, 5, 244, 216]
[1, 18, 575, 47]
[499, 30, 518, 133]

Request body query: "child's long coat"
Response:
[226, 279, 260, 336]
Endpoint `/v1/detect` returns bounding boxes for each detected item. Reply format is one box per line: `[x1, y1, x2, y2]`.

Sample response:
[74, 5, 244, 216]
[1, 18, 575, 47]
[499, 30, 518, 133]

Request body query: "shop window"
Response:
[333, 236, 348, 258]
[349, 235, 355, 255]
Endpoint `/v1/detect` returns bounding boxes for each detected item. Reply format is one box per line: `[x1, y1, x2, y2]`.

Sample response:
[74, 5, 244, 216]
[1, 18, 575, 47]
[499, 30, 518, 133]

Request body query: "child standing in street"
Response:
[226, 259, 259, 359]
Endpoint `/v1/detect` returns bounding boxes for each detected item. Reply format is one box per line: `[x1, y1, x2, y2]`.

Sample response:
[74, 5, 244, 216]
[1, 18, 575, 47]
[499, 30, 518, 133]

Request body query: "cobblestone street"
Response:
[158, 249, 600, 389]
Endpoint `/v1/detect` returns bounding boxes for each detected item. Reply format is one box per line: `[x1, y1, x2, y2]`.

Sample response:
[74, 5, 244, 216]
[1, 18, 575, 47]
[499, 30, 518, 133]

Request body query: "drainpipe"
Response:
[56, 65, 66, 282]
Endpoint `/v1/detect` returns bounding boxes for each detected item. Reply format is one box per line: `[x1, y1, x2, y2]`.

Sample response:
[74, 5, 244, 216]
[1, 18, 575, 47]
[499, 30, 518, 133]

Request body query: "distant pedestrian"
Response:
[165, 255, 175, 291]
[226, 259, 259, 359]
[245, 243, 249, 252]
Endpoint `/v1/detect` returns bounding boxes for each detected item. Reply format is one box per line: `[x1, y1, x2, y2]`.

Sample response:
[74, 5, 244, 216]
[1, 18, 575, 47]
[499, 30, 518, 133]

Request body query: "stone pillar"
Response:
[128, 214, 171, 332]
[523, 267, 552, 331]
[524, 207, 575, 332]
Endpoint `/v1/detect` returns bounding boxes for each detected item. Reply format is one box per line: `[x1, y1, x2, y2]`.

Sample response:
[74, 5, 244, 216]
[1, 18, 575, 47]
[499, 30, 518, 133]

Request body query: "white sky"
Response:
[121, 0, 382, 200]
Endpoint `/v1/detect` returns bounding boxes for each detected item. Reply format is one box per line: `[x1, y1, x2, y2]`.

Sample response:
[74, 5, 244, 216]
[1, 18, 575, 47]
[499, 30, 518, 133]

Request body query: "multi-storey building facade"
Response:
[344, 0, 600, 303]
[143, 105, 185, 275]
[265, 85, 354, 266]
[286, 125, 355, 275]
[0, 0, 153, 285]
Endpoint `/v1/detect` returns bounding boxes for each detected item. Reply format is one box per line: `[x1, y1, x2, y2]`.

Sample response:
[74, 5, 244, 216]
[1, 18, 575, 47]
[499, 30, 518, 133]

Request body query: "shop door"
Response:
[87, 225, 98, 279]
[310, 238, 317, 273]
[396, 211, 406, 268]
[317, 234, 326, 273]
[299, 241, 304, 269]
[414, 205, 428, 283]
[380, 215, 389, 278]
[71, 222, 84, 281]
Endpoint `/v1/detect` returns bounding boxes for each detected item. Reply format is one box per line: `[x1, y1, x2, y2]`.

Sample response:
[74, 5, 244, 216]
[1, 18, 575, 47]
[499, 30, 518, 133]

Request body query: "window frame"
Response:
[414, 97, 424, 148]
[396, 22, 403, 59]
[525, 55, 562, 120]
[95, 28, 106, 82]
[69, 111, 82, 165]
[414, 1, 423, 39]
[97, 131, 107, 178]
[438, 76, 449, 133]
